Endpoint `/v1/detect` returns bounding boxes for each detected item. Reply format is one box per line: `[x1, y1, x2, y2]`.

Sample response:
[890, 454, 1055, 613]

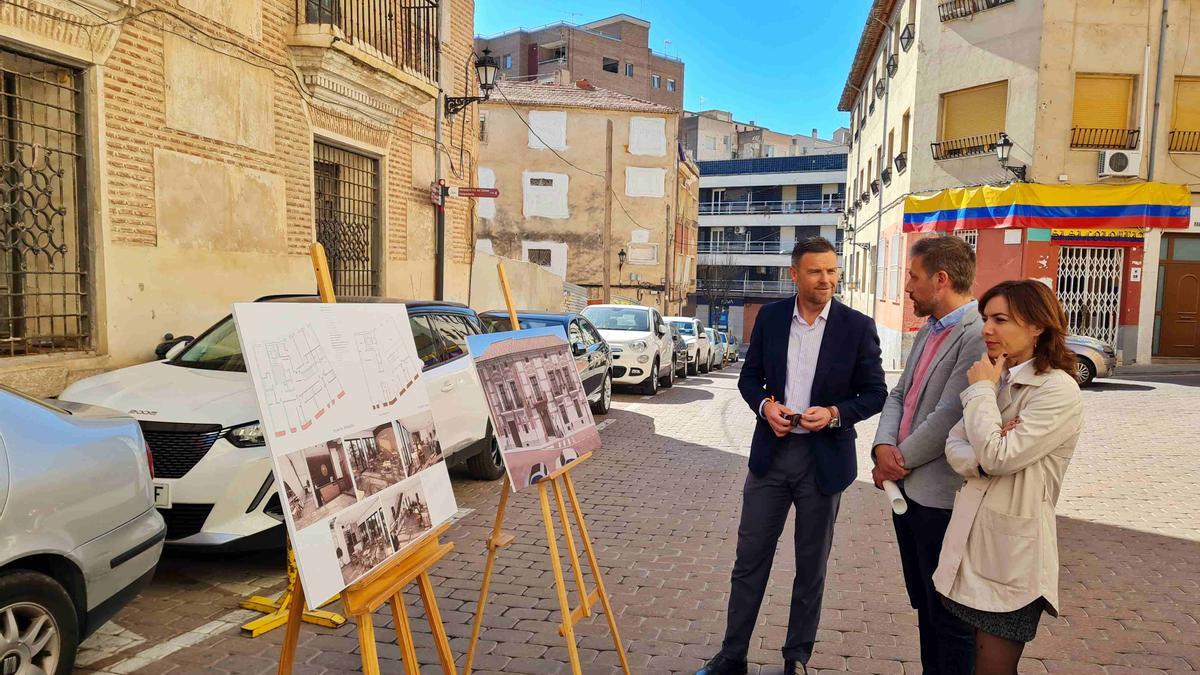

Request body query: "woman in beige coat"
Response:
[932, 280, 1083, 673]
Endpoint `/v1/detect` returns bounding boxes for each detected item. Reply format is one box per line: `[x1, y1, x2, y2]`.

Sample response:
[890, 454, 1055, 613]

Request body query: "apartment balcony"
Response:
[1169, 130, 1200, 153]
[931, 132, 1000, 160]
[1070, 127, 1140, 150]
[292, 0, 440, 123]
[939, 0, 1014, 22]
[697, 154, 848, 176]
[698, 199, 844, 216]
[695, 279, 796, 298]
[697, 241, 798, 254]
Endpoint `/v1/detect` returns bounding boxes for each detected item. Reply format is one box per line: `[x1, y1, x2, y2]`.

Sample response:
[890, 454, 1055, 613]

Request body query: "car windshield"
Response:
[171, 316, 247, 372]
[583, 307, 650, 331]
[670, 321, 695, 336]
[481, 315, 563, 333]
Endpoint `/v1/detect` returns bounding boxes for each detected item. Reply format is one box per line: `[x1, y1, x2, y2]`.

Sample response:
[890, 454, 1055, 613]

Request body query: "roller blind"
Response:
[1072, 75, 1133, 129]
[940, 81, 1008, 141]
[1173, 78, 1200, 130]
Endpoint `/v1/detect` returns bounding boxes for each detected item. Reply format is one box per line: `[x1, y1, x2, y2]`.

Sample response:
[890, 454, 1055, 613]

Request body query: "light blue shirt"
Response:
[758, 300, 830, 435]
[928, 300, 977, 335]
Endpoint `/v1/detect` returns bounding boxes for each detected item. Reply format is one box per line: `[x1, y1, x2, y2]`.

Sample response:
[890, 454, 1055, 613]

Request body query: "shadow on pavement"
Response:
[1083, 381, 1157, 393]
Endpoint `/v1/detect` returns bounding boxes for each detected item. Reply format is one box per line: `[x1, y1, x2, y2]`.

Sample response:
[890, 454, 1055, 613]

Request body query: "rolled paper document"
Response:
[882, 480, 908, 515]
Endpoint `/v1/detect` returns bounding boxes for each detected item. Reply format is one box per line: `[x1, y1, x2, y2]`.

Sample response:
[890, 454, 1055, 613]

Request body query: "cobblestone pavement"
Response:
[79, 366, 1200, 674]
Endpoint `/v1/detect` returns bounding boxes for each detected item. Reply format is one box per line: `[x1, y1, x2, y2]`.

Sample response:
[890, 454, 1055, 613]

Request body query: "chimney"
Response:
[575, 78, 595, 90]
[812, 128, 818, 138]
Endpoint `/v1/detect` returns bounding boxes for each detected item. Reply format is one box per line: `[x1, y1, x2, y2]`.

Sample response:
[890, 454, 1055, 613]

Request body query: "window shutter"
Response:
[1072, 75, 1133, 129]
[1173, 78, 1200, 130]
[941, 81, 1008, 141]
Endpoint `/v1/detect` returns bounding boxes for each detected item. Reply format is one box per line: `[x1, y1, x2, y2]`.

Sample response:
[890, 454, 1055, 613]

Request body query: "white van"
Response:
[59, 296, 502, 550]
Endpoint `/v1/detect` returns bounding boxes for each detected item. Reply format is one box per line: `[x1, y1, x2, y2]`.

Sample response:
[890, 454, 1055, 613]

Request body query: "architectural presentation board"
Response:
[233, 302, 458, 605]
[466, 326, 602, 491]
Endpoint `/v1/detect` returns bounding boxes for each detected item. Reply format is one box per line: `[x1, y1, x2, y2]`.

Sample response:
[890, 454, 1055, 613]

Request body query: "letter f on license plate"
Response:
[153, 480, 172, 508]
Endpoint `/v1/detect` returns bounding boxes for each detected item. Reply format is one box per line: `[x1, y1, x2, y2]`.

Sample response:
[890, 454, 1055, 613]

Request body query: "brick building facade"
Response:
[0, 0, 479, 395]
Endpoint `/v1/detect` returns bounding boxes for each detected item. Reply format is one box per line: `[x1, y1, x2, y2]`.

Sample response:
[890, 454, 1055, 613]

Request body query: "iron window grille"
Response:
[886, 54, 899, 78]
[870, 179, 880, 194]
[900, 23, 915, 51]
[881, 167, 893, 186]
[1069, 127, 1140, 150]
[1, 48, 91, 358]
[313, 141, 382, 298]
[894, 152, 908, 173]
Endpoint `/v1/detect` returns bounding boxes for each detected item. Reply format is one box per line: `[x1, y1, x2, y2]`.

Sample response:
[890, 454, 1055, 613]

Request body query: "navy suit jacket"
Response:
[737, 297, 888, 495]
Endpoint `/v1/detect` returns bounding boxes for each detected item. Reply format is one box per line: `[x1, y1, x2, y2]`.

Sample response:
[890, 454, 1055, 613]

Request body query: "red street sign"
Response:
[449, 186, 500, 199]
[430, 181, 443, 207]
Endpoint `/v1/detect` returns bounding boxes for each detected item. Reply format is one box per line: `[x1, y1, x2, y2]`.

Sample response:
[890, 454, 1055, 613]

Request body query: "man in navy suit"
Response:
[697, 237, 887, 675]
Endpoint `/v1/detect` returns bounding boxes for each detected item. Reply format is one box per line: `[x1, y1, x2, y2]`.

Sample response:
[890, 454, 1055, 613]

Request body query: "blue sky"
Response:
[475, 0, 864, 139]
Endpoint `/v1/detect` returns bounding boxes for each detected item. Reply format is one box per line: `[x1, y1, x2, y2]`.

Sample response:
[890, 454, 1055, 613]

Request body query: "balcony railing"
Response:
[699, 199, 844, 216]
[939, 0, 1014, 21]
[696, 279, 796, 298]
[697, 241, 797, 254]
[538, 56, 567, 67]
[696, 153, 848, 176]
[1169, 130, 1200, 153]
[931, 132, 1000, 160]
[303, 0, 439, 82]
[1070, 127, 1140, 150]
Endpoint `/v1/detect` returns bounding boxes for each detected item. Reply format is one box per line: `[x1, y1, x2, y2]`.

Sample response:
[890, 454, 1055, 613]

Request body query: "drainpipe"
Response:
[1147, 0, 1169, 180]
[433, 2, 448, 300]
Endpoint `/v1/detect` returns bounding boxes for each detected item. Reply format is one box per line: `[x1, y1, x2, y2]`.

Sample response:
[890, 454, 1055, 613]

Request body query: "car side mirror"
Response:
[571, 341, 587, 356]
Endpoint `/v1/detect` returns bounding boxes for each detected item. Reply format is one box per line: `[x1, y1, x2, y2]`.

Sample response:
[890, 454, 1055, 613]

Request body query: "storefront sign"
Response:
[1051, 228, 1144, 246]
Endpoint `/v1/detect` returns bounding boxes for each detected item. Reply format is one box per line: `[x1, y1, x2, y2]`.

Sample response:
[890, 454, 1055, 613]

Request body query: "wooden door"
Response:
[1159, 262, 1200, 356]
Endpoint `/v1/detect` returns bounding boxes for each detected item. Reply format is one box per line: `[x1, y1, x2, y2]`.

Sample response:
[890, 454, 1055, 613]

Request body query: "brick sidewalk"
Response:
[80, 368, 1200, 674]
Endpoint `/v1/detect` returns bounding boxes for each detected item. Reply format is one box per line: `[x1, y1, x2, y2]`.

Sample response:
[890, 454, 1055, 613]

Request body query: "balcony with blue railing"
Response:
[699, 198, 845, 216]
[696, 278, 796, 298]
[697, 240, 797, 255]
[697, 153, 848, 176]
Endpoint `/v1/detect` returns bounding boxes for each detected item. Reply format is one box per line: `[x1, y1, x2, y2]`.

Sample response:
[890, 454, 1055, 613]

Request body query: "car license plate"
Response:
[153, 480, 172, 509]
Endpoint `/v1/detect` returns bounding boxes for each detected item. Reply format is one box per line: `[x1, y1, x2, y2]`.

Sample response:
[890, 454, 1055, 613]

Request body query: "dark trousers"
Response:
[893, 489, 975, 675]
[720, 435, 840, 663]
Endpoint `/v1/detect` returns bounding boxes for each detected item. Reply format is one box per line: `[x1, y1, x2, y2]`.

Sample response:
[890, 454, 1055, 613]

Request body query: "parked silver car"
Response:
[1067, 334, 1118, 386]
[0, 386, 164, 675]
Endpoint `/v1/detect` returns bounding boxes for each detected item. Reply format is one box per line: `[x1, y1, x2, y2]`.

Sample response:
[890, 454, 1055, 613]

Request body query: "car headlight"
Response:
[227, 421, 266, 448]
[630, 340, 648, 351]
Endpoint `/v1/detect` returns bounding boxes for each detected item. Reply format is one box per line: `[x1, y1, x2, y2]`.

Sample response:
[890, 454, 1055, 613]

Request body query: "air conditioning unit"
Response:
[734, 226, 746, 235]
[1097, 149, 1141, 178]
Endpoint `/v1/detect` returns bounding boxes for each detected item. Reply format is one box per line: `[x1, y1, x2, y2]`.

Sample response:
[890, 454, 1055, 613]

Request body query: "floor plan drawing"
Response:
[256, 325, 346, 438]
[356, 319, 421, 412]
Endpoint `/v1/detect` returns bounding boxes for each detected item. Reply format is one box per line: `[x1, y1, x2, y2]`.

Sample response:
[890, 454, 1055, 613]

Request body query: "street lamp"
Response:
[618, 248, 627, 268]
[444, 49, 499, 117]
[994, 132, 1027, 182]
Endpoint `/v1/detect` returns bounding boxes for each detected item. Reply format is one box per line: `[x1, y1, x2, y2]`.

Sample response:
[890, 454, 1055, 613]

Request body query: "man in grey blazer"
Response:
[872, 236, 983, 675]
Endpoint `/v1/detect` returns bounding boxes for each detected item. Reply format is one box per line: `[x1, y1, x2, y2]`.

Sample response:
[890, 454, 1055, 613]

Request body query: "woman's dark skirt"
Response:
[941, 595, 1047, 643]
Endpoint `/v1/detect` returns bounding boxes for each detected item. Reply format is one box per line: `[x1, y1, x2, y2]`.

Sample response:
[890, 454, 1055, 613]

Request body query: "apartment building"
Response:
[475, 80, 698, 315]
[692, 150, 848, 343]
[682, 109, 851, 162]
[0, 0, 479, 395]
[840, 0, 1200, 367]
[475, 14, 684, 110]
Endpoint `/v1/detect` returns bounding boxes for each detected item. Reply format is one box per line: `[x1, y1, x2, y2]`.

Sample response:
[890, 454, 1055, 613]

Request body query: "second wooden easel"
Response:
[272, 243, 459, 675]
[461, 264, 631, 675]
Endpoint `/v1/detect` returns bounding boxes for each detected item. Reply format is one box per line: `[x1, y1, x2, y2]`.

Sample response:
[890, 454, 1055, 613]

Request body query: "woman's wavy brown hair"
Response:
[979, 280, 1078, 380]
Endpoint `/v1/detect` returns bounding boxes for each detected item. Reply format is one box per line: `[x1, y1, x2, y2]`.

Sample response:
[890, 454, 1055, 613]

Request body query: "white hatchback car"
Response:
[581, 304, 676, 396]
[665, 316, 712, 376]
[59, 296, 502, 551]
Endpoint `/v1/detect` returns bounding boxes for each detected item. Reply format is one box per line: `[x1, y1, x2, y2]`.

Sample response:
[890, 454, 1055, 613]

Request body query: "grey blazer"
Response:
[872, 303, 986, 510]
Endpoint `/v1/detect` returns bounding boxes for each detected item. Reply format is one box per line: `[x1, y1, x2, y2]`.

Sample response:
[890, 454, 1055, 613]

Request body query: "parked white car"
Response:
[703, 327, 724, 370]
[666, 316, 712, 375]
[59, 297, 502, 551]
[582, 304, 676, 395]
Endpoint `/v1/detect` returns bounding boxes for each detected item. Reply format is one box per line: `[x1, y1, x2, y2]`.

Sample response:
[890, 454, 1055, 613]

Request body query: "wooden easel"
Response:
[462, 265, 631, 675]
[240, 547, 344, 636]
[272, 243, 459, 675]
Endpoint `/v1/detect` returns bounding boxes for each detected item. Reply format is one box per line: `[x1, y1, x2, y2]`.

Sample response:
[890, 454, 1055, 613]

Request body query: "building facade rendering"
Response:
[475, 14, 683, 110]
[0, 0, 479, 396]
[476, 80, 697, 315]
[840, 0, 1200, 367]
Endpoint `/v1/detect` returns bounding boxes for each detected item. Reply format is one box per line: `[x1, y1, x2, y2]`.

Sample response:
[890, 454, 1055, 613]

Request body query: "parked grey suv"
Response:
[0, 385, 164, 675]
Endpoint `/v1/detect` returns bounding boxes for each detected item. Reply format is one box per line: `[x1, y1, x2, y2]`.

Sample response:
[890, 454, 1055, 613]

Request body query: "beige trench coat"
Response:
[932, 365, 1082, 615]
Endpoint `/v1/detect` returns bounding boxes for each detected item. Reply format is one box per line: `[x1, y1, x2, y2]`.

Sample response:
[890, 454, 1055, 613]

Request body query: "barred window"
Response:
[1, 48, 90, 357]
[314, 141, 381, 297]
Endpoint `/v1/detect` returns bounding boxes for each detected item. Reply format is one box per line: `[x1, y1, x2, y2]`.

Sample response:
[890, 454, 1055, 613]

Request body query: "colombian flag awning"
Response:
[903, 182, 1192, 233]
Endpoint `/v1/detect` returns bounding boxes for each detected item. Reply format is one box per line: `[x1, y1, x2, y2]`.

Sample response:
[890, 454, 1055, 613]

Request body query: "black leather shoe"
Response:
[695, 654, 748, 675]
[783, 660, 808, 675]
